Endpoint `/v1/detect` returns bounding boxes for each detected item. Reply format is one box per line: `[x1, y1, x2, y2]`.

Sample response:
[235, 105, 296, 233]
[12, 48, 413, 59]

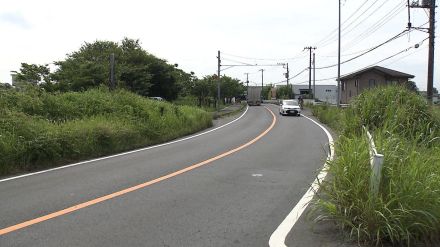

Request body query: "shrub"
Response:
[312, 86, 440, 246]
[0, 87, 212, 176]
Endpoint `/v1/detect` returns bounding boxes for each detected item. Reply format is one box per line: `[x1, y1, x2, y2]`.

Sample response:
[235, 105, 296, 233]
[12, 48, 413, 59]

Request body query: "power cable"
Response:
[343, 1, 407, 51]
[339, 0, 389, 40]
[274, 68, 308, 85]
[315, 0, 372, 47]
[316, 29, 408, 70]
[221, 50, 307, 62]
[319, 0, 383, 48]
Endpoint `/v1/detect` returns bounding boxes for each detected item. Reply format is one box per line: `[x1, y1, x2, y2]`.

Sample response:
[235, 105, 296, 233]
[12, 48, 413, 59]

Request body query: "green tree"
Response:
[405, 80, 419, 92]
[261, 85, 272, 100]
[15, 63, 51, 85]
[52, 40, 120, 92]
[50, 38, 186, 99]
[276, 85, 292, 99]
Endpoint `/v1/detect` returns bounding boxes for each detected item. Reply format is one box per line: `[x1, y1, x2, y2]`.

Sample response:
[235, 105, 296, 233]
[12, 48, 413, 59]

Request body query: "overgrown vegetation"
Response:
[310, 86, 440, 246]
[0, 86, 212, 176]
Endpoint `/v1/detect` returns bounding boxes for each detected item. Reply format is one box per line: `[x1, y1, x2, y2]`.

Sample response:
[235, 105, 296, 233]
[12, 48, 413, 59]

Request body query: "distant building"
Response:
[419, 91, 440, 104]
[291, 84, 337, 104]
[340, 66, 414, 104]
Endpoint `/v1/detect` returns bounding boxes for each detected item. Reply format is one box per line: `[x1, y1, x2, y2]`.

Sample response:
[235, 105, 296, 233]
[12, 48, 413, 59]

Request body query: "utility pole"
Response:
[109, 53, 115, 90]
[313, 53, 316, 101]
[304, 46, 316, 98]
[337, 0, 341, 107]
[217, 50, 221, 110]
[286, 63, 290, 98]
[408, 0, 436, 103]
[260, 69, 265, 101]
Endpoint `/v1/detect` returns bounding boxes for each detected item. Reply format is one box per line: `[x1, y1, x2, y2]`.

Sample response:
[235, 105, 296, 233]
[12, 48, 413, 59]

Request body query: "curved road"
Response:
[0, 104, 330, 247]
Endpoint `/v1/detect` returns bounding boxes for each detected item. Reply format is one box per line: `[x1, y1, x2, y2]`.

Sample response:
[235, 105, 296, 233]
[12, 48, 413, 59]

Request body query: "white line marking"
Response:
[0, 106, 249, 183]
[269, 115, 335, 247]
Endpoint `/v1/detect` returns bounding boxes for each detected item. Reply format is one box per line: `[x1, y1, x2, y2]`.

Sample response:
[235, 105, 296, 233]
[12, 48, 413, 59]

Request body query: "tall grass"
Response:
[0, 86, 212, 176]
[311, 86, 440, 246]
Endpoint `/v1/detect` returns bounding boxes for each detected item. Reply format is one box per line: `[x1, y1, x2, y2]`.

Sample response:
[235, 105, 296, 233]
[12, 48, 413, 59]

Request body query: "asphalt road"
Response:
[0, 104, 331, 247]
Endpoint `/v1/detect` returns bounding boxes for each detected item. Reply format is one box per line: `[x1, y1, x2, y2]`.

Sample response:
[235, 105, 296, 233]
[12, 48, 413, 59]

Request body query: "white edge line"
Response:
[0, 105, 249, 183]
[269, 115, 335, 247]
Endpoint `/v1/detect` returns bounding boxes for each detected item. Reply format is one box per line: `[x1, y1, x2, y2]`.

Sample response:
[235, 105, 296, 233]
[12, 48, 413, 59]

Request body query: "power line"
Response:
[319, 0, 383, 48]
[307, 38, 428, 84]
[316, 29, 408, 70]
[384, 45, 427, 67]
[274, 68, 308, 85]
[316, 0, 374, 47]
[342, 1, 407, 51]
[315, 0, 372, 47]
[339, 0, 390, 40]
[221, 50, 307, 62]
[370, 38, 428, 66]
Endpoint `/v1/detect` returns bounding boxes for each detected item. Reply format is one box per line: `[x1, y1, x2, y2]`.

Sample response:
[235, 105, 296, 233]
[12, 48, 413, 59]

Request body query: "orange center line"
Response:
[0, 106, 276, 236]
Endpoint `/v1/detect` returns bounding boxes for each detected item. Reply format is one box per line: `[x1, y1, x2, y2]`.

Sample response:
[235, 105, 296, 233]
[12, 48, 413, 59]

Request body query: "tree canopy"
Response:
[12, 38, 244, 103]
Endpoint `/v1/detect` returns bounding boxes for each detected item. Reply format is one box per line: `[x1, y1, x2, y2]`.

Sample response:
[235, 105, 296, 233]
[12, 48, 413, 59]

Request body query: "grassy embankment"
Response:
[0, 87, 212, 177]
[310, 86, 440, 246]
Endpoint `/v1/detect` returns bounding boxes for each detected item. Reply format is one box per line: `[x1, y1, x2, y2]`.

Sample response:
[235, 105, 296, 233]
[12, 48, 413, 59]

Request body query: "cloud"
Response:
[0, 12, 31, 29]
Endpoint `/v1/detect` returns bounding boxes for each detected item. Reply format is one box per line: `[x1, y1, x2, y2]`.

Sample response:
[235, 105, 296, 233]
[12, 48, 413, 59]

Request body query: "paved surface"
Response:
[0, 104, 342, 246]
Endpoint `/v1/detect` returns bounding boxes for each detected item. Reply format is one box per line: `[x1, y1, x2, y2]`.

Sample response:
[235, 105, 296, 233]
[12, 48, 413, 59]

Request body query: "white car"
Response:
[279, 99, 301, 116]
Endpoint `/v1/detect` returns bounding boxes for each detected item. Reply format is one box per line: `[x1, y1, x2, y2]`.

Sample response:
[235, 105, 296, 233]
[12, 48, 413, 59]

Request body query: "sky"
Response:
[1, 0, 439, 91]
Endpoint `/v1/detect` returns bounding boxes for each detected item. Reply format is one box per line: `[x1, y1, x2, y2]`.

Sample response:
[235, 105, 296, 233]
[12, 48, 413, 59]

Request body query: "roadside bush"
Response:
[0, 87, 212, 176]
[312, 86, 440, 246]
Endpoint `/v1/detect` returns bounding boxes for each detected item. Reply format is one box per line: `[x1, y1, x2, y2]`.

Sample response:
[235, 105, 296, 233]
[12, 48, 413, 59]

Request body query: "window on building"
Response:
[342, 82, 345, 91]
[369, 79, 376, 88]
[355, 79, 359, 87]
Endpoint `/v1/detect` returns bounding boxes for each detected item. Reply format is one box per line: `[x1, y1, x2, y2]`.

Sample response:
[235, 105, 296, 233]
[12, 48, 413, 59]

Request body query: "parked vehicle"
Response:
[279, 99, 301, 116]
[149, 97, 164, 101]
[247, 87, 262, 106]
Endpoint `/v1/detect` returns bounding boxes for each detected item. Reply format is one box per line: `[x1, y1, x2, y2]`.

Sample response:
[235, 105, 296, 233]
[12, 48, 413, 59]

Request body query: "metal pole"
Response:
[337, 0, 341, 107]
[217, 50, 221, 110]
[427, 0, 436, 104]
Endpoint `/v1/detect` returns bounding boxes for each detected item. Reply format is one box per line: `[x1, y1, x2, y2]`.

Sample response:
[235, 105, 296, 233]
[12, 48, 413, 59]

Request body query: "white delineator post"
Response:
[364, 126, 384, 196]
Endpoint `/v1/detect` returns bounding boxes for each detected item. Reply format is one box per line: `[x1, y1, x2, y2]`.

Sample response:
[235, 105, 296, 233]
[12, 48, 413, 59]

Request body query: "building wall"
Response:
[292, 84, 337, 104]
[341, 70, 409, 104]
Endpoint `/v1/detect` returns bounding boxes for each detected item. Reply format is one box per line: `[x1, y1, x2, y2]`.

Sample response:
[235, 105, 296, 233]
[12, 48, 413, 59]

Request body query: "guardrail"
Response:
[363, 126, 384, 197]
